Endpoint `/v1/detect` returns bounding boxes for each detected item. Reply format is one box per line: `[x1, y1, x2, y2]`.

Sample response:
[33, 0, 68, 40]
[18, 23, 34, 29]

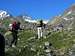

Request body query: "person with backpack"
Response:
[37, 20, 43, 39]
[10, 21, 21, 47]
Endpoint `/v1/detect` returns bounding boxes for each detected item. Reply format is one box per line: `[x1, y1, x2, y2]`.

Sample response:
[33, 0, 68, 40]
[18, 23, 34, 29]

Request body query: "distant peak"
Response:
[0, 10, 10, 19]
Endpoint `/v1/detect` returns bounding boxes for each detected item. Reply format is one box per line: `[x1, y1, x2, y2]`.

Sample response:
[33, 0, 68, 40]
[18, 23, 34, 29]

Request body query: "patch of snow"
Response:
[67, 11, 72, 15]
[24, 19, 37, 23]
[63, 17, 69, 21]
[0, 10, 10, 18]
[43, 20, 49, 24]
[24, 19, 48, 24]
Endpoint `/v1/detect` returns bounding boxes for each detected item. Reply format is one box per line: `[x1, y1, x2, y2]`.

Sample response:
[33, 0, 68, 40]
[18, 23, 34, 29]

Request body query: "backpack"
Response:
[12, 21, 17, 30]
[16, 21, 20, 30]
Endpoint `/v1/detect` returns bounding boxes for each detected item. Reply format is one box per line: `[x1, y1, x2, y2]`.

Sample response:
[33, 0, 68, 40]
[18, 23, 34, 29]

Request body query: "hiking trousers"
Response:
[11, 30, 18, 46]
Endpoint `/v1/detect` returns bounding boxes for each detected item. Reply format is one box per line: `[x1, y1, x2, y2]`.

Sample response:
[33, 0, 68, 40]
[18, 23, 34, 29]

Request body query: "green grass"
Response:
[46, 31, 74, 49]
[5, 30, 75, 56]
[17, 30, 35, 47]
[5, 30, 36, 56]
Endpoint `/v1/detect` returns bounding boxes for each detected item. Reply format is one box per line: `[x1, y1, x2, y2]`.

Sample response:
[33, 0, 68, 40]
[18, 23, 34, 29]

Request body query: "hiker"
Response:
[37, 20, 43, 39]
[10, 21, 21, 47]
[0, 33, 5, 56]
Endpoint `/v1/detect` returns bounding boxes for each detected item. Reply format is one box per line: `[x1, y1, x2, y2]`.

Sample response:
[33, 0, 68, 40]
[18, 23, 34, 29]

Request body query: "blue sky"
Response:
[0, 0, 75, 20]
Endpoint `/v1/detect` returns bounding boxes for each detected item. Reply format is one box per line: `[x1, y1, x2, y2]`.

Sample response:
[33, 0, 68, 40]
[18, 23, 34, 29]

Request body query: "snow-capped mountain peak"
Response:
[23, 15, 48, 24]
[24, 19, 37, 23]
[0, 10, 10, 19]
[24, 19, 48, 24]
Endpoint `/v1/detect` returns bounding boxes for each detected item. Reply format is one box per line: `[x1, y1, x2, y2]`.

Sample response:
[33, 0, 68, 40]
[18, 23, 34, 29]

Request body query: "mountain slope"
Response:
[49, 4, 75, 30]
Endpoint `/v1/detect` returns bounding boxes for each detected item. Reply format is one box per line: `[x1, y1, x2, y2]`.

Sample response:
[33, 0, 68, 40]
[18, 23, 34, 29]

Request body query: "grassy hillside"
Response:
[5, 29, 75, 56]
[1, 16, 75, 56]
[5, 30, 36, 56]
